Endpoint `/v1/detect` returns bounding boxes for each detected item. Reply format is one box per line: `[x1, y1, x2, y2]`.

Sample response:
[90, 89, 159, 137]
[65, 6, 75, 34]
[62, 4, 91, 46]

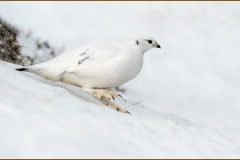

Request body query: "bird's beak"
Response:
[153, 43, 161, 49]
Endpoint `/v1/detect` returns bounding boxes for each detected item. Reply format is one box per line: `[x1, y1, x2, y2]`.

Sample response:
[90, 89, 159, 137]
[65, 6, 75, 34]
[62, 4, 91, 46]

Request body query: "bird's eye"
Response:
[147, 40, 152, 44]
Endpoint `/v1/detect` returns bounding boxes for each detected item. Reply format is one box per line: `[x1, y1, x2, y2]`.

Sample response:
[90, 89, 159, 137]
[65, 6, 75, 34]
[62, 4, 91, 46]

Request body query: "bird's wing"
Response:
[31, 42, 122, 77]
[63, 43, 121, 73]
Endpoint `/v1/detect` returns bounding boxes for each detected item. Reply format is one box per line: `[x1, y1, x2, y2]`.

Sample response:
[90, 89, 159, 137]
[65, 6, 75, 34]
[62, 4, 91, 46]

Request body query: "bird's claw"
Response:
[125, 111, 131, 115]
[118, 94, 123, 98]
[116, 107, 131, 115]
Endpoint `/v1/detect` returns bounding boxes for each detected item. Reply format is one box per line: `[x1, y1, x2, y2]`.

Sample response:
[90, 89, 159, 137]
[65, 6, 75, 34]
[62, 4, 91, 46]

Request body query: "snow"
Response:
[1, 1, 240, 158]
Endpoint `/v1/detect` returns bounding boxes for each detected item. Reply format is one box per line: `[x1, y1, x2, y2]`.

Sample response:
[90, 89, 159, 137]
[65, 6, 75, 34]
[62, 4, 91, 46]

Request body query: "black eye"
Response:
[147, 40, 152, 44]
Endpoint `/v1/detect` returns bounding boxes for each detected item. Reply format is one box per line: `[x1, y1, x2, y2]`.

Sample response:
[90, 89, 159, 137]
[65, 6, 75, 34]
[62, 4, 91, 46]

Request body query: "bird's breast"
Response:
[95, 54, 144, 88]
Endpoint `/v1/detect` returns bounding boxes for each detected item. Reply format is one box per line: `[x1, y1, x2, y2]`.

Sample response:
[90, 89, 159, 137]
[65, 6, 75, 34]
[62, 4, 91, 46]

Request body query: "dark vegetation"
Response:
[0, 17, 22, 64]
[0, 16, 59, 66]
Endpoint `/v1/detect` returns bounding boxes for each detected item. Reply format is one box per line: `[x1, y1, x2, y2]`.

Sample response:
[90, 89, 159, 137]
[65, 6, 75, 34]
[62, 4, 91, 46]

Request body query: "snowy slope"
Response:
[1, 61, 240, 158]
[1, 1, 240, 158]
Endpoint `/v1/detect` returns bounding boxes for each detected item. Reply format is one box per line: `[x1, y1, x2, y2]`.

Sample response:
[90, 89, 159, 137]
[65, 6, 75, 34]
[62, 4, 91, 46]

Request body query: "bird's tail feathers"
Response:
[16, 64, 39, 72]
[15, 68, 29, 72]
[15, 65, 59, 81]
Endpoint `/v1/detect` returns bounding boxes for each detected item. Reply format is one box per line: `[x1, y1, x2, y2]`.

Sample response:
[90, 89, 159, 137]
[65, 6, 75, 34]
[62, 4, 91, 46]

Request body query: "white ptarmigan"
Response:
[16, 35, 161, 114]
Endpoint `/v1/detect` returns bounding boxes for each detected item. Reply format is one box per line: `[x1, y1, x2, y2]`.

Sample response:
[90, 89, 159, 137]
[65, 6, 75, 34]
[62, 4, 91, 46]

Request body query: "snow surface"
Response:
[1, 1, 240, 158]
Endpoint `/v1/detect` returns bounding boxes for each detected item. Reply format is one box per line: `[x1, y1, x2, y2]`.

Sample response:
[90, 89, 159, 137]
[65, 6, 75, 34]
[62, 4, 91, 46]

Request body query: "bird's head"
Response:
[131, 35, 161, 53]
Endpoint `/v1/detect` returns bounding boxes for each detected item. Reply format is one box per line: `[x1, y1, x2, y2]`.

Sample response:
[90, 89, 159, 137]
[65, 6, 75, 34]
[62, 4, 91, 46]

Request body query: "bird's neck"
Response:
[124, 41, 146, 55]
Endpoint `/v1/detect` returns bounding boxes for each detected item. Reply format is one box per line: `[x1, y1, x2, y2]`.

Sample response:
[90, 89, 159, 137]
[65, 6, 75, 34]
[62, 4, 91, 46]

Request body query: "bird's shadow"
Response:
[23, 72, 99, 104]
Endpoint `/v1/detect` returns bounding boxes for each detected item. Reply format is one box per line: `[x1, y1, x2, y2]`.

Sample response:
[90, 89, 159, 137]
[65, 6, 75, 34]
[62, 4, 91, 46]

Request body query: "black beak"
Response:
[156, 44, 161, 48]
[153, 43, 161, 49]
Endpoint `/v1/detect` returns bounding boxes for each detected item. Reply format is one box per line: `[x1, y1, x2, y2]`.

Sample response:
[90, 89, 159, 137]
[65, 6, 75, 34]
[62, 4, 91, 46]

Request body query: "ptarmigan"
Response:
[16, 35, 161, 114]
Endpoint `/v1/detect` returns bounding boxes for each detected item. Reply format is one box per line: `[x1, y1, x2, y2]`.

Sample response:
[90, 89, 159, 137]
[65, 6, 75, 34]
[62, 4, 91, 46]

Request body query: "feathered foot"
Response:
[91, 89, 123, 101]
[82, 88, 130, 114]
[98, 96, 130, 114]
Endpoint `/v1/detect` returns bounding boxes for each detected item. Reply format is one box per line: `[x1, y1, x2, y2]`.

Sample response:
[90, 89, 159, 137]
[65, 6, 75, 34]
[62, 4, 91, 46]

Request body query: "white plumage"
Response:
[16, 35, 160, 114]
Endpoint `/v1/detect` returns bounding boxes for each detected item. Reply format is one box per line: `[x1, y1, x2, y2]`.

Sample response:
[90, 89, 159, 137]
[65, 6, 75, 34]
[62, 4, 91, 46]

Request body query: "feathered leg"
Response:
[82, 88, 130, 114]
